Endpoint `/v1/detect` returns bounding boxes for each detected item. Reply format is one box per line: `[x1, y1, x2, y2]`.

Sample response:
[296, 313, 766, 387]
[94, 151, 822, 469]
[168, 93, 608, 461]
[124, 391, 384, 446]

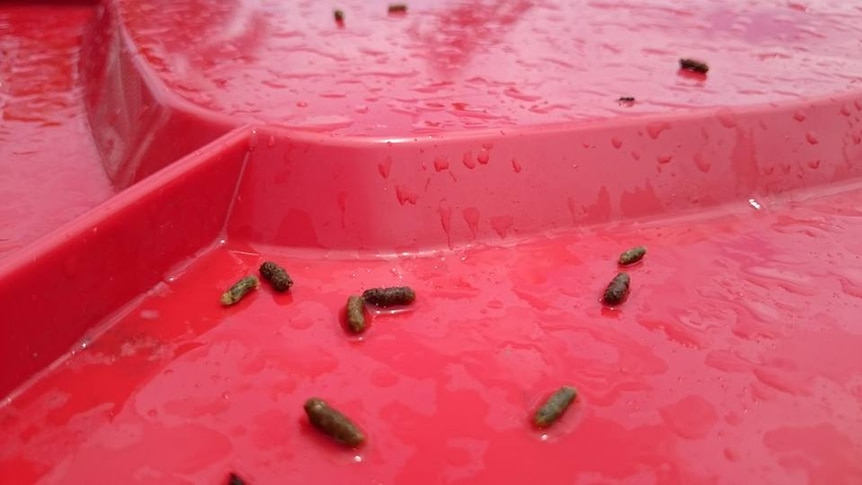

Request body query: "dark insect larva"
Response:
[533, 386, 578, 429]
[618, 246, 646, 266]
[259, 261, 293, 292]
[388, 4, 408, 14]
[220, 276, 259, 306]
[346, 295, 367, 333]
[228, 472, 247, 485]
[618, 96, 635, 104]
[304, 398, 366, 446]
[334, 9, 344, 22]
[601, 272, 631, 306]
[362, 286, 416, 307]
[679, 58, 709, 74]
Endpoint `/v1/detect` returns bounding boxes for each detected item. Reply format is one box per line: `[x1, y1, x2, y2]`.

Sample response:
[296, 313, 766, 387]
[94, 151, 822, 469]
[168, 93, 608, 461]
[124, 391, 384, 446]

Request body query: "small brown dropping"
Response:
[533, 386, 578, 429]
[362, 286, 416, 307]
[304, 398, 365, 446]
[601, 272, 631, 306]
[259, 261, 293, 292]
[388, 3, 408, 14]
[679, 58, 709, 74]
[334, 9, 344, 22]
[618, 246, 646, 266]
[346, 295, 367, 333]
[228, 472, 247, 485]
[220, 276, 259, 306]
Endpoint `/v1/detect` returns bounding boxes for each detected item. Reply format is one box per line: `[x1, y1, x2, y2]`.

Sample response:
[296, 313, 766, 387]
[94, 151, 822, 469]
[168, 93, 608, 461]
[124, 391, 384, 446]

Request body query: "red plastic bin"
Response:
[1, 1, 862, 483]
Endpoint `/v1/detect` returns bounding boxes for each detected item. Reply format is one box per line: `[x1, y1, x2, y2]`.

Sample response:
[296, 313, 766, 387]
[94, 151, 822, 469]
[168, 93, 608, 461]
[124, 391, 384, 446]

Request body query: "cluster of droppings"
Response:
[8, 196, 862, 483]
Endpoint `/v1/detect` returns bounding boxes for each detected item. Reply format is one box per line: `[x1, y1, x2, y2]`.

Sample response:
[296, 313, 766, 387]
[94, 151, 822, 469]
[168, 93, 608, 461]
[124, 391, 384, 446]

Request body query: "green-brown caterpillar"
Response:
[601, 272, 631, 306]
[346, 295, 367, 333]
[679, 58, 709, 74]
[618, 246, 646, 266]
[220, 276, 259, 306]
[362, 286, 416, 307]
[533, 386, 578, 428]
[304, 398, 365, 446]
[259, 261, 293, 292]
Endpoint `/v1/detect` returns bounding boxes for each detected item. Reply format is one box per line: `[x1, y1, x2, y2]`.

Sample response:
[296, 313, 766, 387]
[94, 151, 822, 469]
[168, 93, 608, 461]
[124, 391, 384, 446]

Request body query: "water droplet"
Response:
[793, 110, 806, 121]
[657, 154, 673, 164]
[805, 132, 819, 145]
[353, 455, 363, 463]
[807, 159, 821, 169]
[748, 198, 762, 210]
[716, 110, 737, 128]
[462, 208, 480, 237]
[659, 395, 718, 439]
[378, 157, 392, 178]
[354, 105, 369, 114]
[752, 366, 807, 395]
[630, 151, 641, 160]
[433, 157, 449, 172]
[611, 137, 623, 149]
[477, 149, 490, 165]
[222, 392, 231, 400]
[439, 206, 452, 240]
[267, 135, 276, 147]
[296, 101, 308, 108]
[462, 151, 476, 169]
[289, 314, 315, 330]
[646, 121, 671, 139]
[248, 129, 259, 151]
[511, 158, 522, 173]
[490, 216, 514, 238]
[693, 154, 711, 172]
[395, 186, 418, 205]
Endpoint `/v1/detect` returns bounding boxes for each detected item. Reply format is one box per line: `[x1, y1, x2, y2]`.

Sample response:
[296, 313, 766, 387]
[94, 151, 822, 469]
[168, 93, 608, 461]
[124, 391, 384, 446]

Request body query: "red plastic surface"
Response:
[116, 0, 862, 135]
[2, 0, 862, 484]
[0, 3, 114, 257]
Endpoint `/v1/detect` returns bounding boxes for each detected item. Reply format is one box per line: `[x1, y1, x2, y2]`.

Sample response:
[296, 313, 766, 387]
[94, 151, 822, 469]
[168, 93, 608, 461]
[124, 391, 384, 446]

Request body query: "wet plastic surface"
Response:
[2, 0, 862, 483]
[0, 3, 114, 257]
[118, 0, 862, 134]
